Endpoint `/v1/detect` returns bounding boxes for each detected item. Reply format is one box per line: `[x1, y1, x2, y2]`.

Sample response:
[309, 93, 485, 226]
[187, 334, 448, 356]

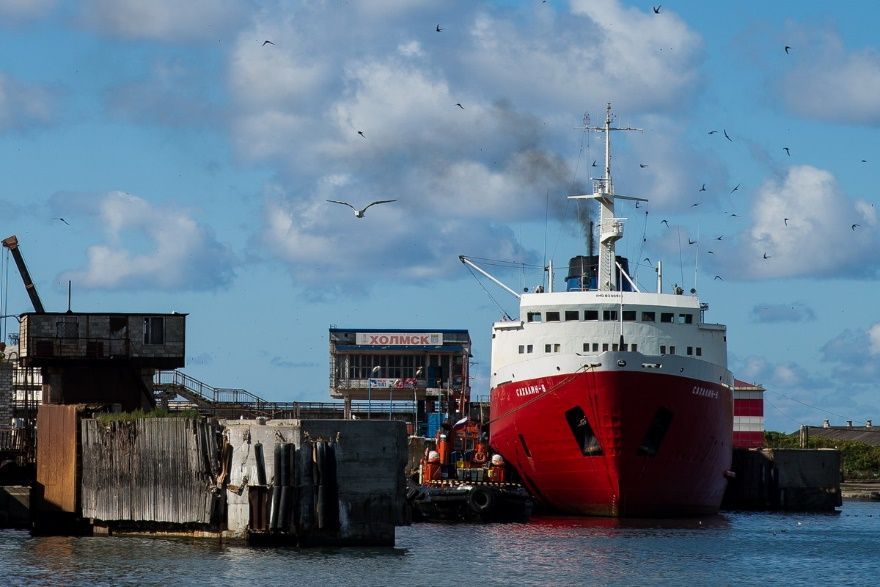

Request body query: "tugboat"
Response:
[461, 104, 734, 517]
[407, 419, 532, 523]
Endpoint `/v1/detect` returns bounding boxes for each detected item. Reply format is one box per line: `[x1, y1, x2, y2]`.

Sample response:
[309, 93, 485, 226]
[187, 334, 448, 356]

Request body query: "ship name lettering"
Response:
[691, 385, 718, 399]
[515, 384, 546, 397]
[368, 334, 431, 345]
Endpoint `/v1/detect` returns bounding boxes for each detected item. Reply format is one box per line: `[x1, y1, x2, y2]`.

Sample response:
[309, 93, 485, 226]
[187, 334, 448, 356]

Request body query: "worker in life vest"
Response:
[489, 453, 506, 483]
[421, 450, 442, 482]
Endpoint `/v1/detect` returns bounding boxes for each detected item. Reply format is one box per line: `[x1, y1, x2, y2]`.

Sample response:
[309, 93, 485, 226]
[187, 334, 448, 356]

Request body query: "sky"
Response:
[1, 0, 879, 433]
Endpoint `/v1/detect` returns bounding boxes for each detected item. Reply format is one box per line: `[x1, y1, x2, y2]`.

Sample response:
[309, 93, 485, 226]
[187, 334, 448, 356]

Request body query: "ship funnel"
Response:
[822, 419, 830, 428]
[846, 420, 853, 428]
[867, 420, 873, 429]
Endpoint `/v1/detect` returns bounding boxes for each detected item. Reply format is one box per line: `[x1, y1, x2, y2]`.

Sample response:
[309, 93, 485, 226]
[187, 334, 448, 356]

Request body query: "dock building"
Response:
[328, 328, 471, 436]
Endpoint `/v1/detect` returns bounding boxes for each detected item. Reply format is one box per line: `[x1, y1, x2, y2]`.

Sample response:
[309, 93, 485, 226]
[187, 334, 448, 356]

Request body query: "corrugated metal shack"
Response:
[80, 417, 220, 526]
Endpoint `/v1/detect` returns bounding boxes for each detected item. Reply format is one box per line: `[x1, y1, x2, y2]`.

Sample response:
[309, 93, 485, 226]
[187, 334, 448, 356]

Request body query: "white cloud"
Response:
[79, 0, 244, 41]
[0, 72, 56, 130]
[465, 0, 702, 113]
[869, 324, 880, 356]
[224, 1, 704, 290]
[59, 191, 237, 291]
[780, 29, 880, 125]
[717, 166, 880, 279]
[0, 0, 54, 20]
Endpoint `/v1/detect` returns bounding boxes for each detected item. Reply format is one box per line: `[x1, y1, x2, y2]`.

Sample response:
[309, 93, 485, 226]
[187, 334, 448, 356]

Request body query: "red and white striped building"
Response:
[733, 379, 765, 448]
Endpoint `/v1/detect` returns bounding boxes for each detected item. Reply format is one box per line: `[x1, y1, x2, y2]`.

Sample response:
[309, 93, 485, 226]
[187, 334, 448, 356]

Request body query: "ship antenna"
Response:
[568, 103, 643, 291]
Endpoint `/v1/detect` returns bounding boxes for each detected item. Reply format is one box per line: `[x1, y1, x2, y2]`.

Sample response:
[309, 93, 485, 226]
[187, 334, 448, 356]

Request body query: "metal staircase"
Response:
[153, 370, 267, 410]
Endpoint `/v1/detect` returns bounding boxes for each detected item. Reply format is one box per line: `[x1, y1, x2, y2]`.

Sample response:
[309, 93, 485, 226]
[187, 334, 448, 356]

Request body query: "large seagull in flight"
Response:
[327, 199, 397, 218]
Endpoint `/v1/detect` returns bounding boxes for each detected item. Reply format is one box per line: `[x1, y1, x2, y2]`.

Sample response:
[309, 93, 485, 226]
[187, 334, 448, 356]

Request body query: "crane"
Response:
[2, 235, 45, 313]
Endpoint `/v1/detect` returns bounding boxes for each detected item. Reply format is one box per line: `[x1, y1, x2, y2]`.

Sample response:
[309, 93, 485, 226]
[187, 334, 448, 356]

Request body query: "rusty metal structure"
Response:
[2, 235, 45, 314]
[80, 417, 220, 524]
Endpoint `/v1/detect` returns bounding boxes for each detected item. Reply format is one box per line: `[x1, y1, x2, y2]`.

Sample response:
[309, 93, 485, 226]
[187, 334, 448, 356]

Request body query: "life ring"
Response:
[468, 487, 494, 514]
[473, 450, 487, 465]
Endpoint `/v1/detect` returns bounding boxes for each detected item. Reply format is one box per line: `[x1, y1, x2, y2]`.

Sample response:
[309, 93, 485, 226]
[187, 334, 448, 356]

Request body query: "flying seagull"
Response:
[357, 130, 366, 139]
[644, 257, 652, 264]
[327, 199, 397, 219]
[784, 45, 791, 54]
[456, 103, 464, 109]
[763, 252, 771, 259]
[707, 250, 715, 254]
[661, 219, 669, 227]
[783, 147, 790, 157]
[730, 183, 741, 194]
[53, 217, 70, 226]
[699, 183, 706, 192]
[784, 218, 789, 226]
[639, 163, 648, 168]
[708, 130, 718, 135]
[716, 235, 724, 240]
[714, 275, 723, 280]
[436, 24, 442, 32]
[653, 5, 661, 13]
[723, 129, 732, 141]
[691, 202, 701, 208]
[592, 160, 597, 167]
[852, 223, 861, 231]
[262, 40, 275, 46]
[688, 238, 697, 245]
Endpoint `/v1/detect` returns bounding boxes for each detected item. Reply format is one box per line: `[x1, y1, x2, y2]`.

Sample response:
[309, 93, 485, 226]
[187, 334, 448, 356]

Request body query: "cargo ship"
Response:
[462, 104, 733, 516]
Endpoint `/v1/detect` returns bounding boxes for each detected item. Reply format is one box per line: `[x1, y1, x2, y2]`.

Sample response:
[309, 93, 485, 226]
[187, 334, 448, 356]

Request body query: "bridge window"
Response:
[518, 345, 525, 354]
[585, 310, 599, 321]
[660, 345, 666, 354]
[143, 317, 164, 345]
[56, 319, 79, 340]
[527, 345, 533, 353]
[631, 343, 638, 352]
[661, 313, 674, 323]
[642, 311, 655, 322]
[545, 344, 551, 353]
[565, 310, 580, 321]
[678, 313, 693, 324]
[592, 343, 599, 352]
[687, 346, 693, 356]
[669, 346, 676, 355]
[603, 310, 618, 321]
[546, 311, 560, 322]
[602, 343, 609, 351]
[696, 347, 702, 357]
[622, 311, 636, 321]
[527, 312, 542, 322]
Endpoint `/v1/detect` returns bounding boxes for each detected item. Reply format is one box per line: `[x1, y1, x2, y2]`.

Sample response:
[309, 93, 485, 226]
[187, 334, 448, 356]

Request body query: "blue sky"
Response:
[1, 0, 879, 432]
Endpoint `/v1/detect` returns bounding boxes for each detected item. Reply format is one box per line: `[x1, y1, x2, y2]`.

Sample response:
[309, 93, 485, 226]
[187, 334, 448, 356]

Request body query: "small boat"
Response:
[407, 420, 532, 523]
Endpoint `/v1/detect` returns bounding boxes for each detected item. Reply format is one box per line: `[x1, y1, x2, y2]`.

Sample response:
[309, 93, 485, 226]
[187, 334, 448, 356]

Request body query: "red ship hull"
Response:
[490, 369, 733, 517]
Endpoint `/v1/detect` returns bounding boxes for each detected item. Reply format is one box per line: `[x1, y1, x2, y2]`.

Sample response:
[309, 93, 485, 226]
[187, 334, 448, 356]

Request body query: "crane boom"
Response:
[2, 235, 45, 313]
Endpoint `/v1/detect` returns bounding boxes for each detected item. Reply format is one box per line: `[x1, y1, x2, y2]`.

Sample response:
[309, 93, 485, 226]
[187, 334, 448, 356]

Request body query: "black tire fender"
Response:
[468, 487, 494, 513]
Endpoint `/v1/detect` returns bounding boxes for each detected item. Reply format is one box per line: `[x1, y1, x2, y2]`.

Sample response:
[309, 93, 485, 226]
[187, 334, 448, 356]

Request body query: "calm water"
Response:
[3, 502, 879, 585]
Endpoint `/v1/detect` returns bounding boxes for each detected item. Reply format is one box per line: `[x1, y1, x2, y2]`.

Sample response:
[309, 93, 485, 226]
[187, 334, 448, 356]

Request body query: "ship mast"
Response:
[569, 103, 645, 291]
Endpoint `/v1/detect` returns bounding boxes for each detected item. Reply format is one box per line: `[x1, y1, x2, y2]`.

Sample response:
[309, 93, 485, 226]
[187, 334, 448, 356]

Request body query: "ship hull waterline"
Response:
[490, 369, 733, 517]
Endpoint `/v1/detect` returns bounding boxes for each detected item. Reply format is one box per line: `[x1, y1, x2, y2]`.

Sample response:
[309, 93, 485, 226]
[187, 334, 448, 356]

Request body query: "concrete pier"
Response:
[723, 448, 842, 511]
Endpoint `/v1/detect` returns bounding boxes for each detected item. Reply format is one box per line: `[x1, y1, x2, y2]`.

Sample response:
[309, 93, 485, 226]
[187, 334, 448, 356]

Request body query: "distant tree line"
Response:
[764, 431, 880, 480]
